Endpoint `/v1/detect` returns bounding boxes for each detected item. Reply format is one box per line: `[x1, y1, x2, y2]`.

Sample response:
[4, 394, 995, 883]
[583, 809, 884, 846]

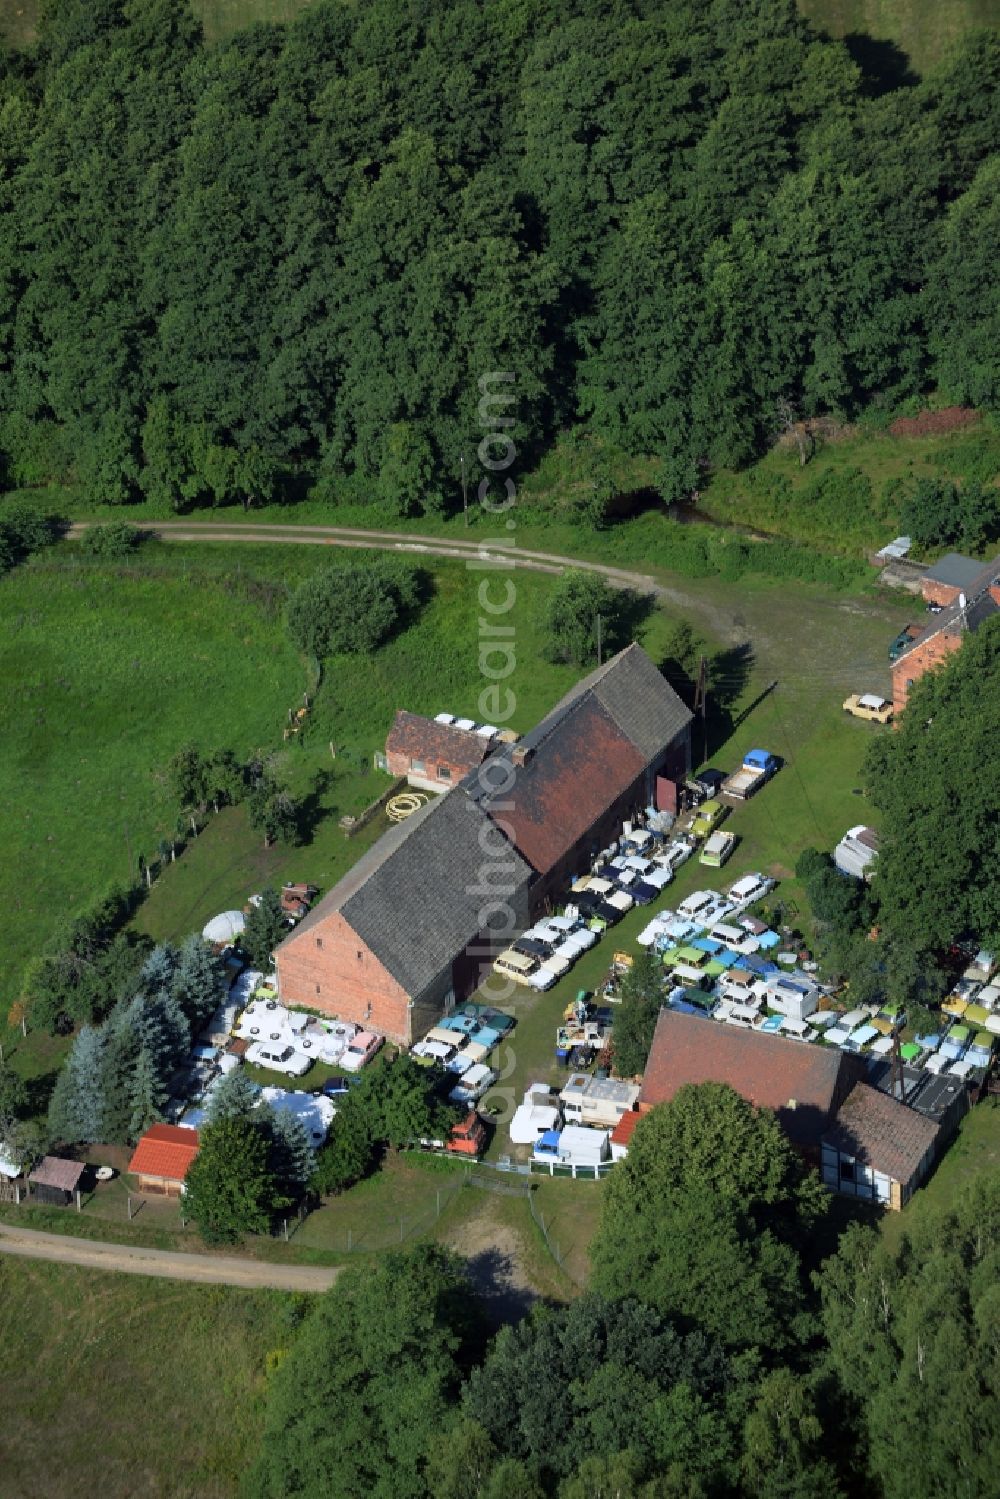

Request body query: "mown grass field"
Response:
[0, 1256, 289, 1499]
[5, 0, 997, 66]
[799, 0, 1000, 74]
[0, 546, 305, 1018]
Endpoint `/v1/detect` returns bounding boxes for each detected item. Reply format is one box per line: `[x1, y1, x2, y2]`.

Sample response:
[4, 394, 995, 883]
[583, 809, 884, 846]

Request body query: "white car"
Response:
[643, 865, 673, 890]
[700, 896, 735, 927]
[637, 916, 671, 947]
[449, 1064, 496, 1105]
[245, 1041, 312, 1077]
[527, 966, 559, 991]
[659, 838, 695, 871]
[678, 889, 718, 920]
[605, 889, 634, 913]
[726, 873, 775, 912]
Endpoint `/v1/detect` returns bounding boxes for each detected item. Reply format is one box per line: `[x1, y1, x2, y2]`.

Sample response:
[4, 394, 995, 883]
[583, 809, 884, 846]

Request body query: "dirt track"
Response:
[0, 1220, 339, 1291]
[66, 518, 894, 651]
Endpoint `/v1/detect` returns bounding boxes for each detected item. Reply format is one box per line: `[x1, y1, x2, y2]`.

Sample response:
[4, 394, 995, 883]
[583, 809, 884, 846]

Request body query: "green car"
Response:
[691, 799, 727, 840]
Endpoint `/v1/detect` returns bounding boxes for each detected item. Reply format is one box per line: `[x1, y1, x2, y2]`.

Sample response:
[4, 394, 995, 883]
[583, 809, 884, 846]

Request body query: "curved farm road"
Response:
[0, 1220, 339, 1292]
[68, 518, 902, 659]
[62, 520, 762, 645]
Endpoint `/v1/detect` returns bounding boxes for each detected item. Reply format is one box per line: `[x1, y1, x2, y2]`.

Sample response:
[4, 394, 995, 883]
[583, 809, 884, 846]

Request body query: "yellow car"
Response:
[691, 798, 726, 840]
[842, 693, 893, 724]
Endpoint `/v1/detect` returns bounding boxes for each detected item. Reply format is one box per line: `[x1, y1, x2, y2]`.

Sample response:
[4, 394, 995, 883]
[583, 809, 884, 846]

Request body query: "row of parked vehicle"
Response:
[491, 832, 700, 991]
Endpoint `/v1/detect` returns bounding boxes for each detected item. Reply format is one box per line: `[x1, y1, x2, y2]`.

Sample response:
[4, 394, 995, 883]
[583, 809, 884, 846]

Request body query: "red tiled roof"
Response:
[128, 1124, 201, 1182]
[638, 1010, 863, 1147]
[385, 711, 493, 774]
[822, 1083, 939, 1184]
[482, 697, 647, 875]
[610, 1109, 641, 1147]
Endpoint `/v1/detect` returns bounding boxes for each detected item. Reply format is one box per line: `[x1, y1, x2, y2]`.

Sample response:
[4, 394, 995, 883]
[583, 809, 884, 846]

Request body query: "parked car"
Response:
[654, 840, 692, 875]
[446, 1111, 487, 1157]
[691, 799, 727, 840]
[340, 1030, 383, 1072]
[494, 948, 539, 986]
[726, 872, 775, 911]
[842, 693, 893, 724]
[888, 623, 923, 662]
[514, 935, 555, 959]
[678, 889, 719, 920]
[700, 830, 736, 868]
[245, 1041, 312, 1077]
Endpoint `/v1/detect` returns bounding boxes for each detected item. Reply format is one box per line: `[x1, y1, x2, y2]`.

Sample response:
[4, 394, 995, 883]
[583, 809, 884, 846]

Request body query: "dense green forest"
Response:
[241, 1093, 1000, 1499]
[0, 0, 998, 517]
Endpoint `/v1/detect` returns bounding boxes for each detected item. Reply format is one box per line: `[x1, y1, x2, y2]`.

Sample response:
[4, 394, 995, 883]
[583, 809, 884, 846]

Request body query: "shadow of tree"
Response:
[842, 32, 918, 96]
[704, 641, 756, 758]
[461, 1245, 539, 1329]
[294, 769, 335, 847]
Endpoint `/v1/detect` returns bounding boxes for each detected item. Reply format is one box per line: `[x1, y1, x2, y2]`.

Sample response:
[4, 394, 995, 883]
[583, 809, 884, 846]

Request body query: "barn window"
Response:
[315, 938, 323, 950]
[357, 950, 363, 961]
[411, 758, 426, 774]
[438, 765, 452, 780]
[315, 985, 321, 996]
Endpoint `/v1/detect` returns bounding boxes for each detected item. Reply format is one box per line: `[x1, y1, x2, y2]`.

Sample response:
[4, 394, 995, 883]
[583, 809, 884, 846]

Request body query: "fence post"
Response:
[347, 1228, 352, 1252]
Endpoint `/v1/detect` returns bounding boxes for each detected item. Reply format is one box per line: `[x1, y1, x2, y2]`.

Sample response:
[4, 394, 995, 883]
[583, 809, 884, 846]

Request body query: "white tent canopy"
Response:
[202, 910, 246, 943]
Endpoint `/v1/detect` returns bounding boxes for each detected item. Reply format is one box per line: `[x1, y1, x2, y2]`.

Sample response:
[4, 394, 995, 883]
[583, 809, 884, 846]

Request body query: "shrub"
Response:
[80, 521, 143, 557]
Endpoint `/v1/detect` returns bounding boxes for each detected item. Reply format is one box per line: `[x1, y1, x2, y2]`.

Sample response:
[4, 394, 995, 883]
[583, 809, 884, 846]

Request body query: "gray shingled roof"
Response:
[277, 791, 532, 999]
[924, 553, 988, 589]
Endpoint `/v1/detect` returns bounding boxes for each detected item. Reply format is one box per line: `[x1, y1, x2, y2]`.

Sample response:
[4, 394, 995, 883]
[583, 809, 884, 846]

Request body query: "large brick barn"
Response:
[274, 644, 693, 1044]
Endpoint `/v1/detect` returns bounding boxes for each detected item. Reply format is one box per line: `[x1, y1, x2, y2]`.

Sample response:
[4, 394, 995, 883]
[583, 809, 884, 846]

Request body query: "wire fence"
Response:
[526, 1189, 586, 1288]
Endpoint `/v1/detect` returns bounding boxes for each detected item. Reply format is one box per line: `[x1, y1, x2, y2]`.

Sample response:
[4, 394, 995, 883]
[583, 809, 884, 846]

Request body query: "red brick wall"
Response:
[921, 579, 963, 608]
[891, 631, 961, 715]
[275, 910, 414, 1044]
[385, 748, 474, 787]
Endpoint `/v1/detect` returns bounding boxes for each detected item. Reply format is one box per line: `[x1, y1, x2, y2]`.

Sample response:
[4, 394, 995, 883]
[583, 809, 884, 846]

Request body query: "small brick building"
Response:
[275, 644, 693, 1044]
[385, 710, 496, 792]
[891, 555, 1000, 715]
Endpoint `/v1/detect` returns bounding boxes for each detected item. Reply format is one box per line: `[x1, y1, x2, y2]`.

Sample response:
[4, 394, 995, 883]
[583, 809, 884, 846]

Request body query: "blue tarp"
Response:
[916, 1033, 941, 1050]
[691, 937, 723, 954]
[717, 949, 744, 968]
[757, 931, 781, 950]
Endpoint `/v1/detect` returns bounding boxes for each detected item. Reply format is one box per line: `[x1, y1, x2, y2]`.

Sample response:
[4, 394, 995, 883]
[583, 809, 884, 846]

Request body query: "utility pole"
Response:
[596, 614, 603, 666]
[459, 452, 469, 527]
[693, 656, 709, 763]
